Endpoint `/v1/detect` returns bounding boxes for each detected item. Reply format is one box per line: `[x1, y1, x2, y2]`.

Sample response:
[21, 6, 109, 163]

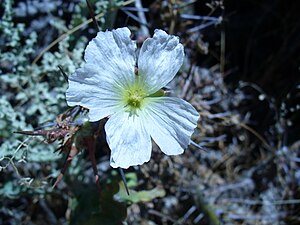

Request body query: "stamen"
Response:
[123, 82, 146, 111]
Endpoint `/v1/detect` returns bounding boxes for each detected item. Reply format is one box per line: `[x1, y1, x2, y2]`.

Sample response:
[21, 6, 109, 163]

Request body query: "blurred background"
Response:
[1, 0, 300, 224]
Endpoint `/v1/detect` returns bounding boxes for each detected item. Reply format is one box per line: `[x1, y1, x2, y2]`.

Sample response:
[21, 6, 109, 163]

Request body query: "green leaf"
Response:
[115, 183, 166, 204]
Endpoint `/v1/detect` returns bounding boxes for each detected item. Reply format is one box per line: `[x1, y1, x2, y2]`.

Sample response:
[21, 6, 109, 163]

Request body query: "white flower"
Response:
[66, 27, 199, 169]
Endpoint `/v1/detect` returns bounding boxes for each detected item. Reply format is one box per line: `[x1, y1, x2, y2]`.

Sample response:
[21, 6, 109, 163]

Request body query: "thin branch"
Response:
[86, 0, 100, 31]
[134, 0, 149, 36]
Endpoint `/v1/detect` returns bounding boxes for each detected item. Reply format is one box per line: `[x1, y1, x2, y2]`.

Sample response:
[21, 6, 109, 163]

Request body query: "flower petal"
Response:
[84, 27, 136, 88]
[105, 111, 152, 168]
[66, 64, 125, 121]
[66, 27, 137, 121]
[143, 97, 199, 155]
[138, 29, 184, 94]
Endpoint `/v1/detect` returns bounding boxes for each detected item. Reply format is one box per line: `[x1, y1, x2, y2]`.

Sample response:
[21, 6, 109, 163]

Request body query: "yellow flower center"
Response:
[123, 82, 147, 110]
[127, 91, 144, 108]
[121, 75, 166, 114]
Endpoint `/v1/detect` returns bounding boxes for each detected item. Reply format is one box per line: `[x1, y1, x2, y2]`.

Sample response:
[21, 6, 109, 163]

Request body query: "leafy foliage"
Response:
[116, 173, 166, 203]
[1, 0, 300, 225]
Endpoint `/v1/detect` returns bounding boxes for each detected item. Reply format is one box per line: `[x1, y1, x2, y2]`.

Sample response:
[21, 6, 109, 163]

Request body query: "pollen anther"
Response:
[124, 86, 146, 109]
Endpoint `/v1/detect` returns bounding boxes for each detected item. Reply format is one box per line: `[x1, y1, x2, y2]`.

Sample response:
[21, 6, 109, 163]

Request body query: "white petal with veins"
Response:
[84, 27, 136, 88]
[66, 64, 124, 121]
[138, 29, 184, 94]
[105, 110, 152, 168]
[143, 97, 199, 155]
[66, 27, 137, 121]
